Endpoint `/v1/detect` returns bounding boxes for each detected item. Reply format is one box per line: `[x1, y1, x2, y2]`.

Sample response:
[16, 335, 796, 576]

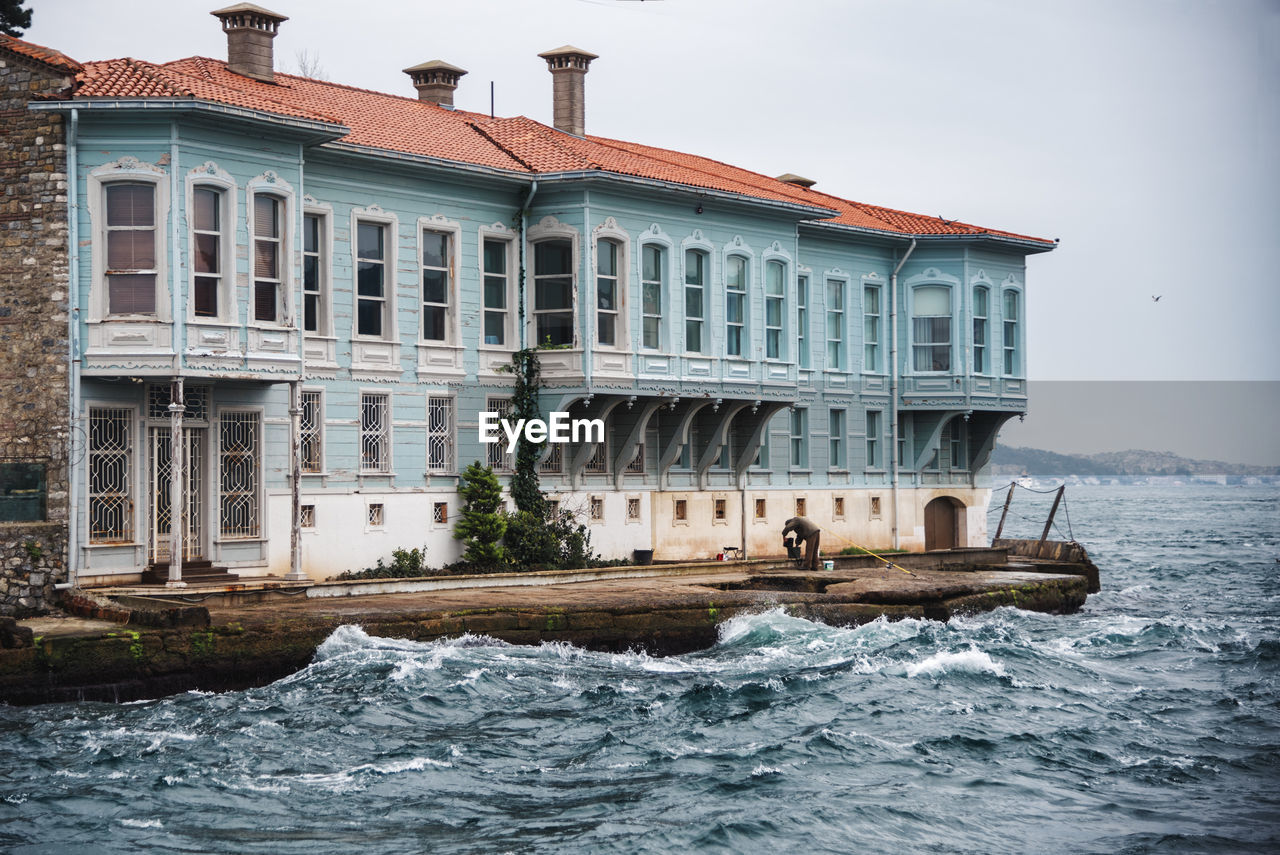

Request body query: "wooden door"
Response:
[924, 497, 957, 551]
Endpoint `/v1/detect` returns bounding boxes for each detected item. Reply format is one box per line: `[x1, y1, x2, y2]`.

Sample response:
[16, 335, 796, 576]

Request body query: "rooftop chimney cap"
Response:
[211, 3, 287, 83]
[211, 3, 288, 27]
[537, 45, 599, 69]
[776, 173, 817, 189]
[403, 60, 468, 107]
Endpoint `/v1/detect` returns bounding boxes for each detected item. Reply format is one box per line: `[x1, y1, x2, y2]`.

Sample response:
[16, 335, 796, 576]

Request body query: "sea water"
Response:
[1, 484, 1277, 854]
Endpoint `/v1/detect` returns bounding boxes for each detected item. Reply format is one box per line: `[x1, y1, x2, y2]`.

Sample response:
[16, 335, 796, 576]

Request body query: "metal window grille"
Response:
[427, 396, 453, 474]
[219, 411, 259, 539]
[589, 496, 604, 520]
[300, 504, 315, 528]
[433, 502, 448, 524]
[486, 397, 512, 471]
[795, 498, 807, 517]
[584, 443, 607, 474]
[148, 427, 202, 562]
[870, 496, 882, 518]
[714, 498, 727, 520]
[88, 408, 133, 543]
[754, 498, 766, 520]
[368, 503, 384, 527]
[674, 499, 687, 521]
[361, 393, 390, 473]
[539, 443, 563, 474]
[626, 442, 646, 474]
[148, 384, 207, 421]
[626, 497, 641, 520]
[834, 496, 845, 518]
[300, 390, 322, 474]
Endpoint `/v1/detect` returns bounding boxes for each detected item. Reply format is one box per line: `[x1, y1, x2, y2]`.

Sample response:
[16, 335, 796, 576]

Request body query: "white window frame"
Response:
[302, 199, 334, 338]
[246, 172, 295, 328]
[790, 407, 808, 469]
[865, 409, 883, 470]
[478, 223, 516, 350]
[359, 391, 392, 475]
[764, 258, 787, 361]
[87, 405, 138, 545]
[185, 162, 236, 324]
[88, 158, 170, 322]
[862, 277, 883, 374]
[826, 275, 848, 371]
[1002, 281, 1022, 377]
[418, 215, 462, 345]
[426, 394, 454, 475]
[300, 388, 324, 475]
[217, 407, 263, 541]
[639, 240, 667, 351]
[527, 216, 579, 349]
[593, 218, 630, 350]
[724, 253, 749, 358]
[683, 246, 709, 354]
[910, 284, 954, 374]
[797, 273, 810, 369]
[829, 408, 846, 470]
[972, 283, 991, 376]
[351, 204, 399, 342]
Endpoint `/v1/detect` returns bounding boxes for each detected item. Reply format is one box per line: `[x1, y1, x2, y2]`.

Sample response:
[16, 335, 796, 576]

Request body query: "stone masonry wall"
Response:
[0, 522, 65, 616]
[0, 50, 74, 611]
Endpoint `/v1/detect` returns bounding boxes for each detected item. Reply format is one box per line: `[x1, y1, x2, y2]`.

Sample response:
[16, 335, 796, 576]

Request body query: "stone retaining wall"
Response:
[1, 522, 67, 616]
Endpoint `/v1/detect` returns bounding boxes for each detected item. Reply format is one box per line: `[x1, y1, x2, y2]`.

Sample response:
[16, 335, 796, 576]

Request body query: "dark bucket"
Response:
[633, 549, 654, 566]
[786, 545, 803, 560]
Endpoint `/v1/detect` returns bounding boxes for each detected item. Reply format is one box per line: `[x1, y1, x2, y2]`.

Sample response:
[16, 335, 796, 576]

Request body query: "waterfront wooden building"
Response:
[0, 5, 1054, 588]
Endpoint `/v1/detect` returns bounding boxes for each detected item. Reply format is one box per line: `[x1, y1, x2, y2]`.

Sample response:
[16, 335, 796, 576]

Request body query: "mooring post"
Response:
[993, 483, 1015, 544]
[1037, 485, 1065, 558]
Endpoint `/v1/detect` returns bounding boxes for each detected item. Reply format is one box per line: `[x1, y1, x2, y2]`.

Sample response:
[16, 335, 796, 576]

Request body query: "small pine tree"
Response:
[0, 0, 32, 37]
[454, 461, 506, 567]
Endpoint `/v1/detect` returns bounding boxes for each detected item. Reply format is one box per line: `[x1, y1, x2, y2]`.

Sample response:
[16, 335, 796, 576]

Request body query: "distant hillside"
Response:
[991, 445, 1280, 478]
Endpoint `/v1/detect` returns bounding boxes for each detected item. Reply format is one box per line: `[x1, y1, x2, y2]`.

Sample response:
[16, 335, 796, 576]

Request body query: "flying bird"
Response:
[1151, 295, 1162, 302]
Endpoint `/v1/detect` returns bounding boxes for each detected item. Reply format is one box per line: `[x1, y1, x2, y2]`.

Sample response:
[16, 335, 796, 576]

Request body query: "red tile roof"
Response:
[0, 33, 82, 74]
[39, 47, 1050, 245]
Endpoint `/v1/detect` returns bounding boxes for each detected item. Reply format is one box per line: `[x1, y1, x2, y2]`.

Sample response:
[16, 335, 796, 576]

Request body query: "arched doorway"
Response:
[924, 496, 964, 551]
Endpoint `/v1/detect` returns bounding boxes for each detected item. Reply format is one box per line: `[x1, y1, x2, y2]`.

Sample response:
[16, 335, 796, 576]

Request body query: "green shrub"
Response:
[454, 461, 506, 567]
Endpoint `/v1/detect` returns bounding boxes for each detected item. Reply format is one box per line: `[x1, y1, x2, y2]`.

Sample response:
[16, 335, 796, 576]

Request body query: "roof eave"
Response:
[539, 170, 839, 220]
[30, 97, 348, 144]
[320, 140, 533, 181]
[802, 218, 1056, 253]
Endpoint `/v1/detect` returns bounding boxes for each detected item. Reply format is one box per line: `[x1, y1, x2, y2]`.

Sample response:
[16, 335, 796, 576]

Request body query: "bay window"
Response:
[912, 285, 951, 372]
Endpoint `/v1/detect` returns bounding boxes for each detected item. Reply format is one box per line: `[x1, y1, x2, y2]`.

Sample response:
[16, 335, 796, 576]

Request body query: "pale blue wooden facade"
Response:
[47, 92, 1048, 583]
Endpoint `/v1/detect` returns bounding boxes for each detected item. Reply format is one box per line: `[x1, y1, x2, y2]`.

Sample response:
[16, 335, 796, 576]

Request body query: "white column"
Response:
[286, 381, 306, 581]
[166, 378, 186, 587]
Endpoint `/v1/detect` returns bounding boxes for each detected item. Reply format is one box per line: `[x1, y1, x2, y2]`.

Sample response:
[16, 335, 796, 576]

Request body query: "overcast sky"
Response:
[24, 0, 1280, 388]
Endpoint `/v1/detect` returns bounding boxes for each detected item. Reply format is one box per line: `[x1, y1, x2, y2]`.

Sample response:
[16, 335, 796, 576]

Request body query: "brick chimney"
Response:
[403, 60, 467, 107]
[211, 3, 287, 83]
[537, 46, 598, 137]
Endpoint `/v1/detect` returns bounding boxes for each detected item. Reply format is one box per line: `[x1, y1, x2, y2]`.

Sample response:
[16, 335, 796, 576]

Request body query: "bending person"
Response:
[782, 515, 822, 571]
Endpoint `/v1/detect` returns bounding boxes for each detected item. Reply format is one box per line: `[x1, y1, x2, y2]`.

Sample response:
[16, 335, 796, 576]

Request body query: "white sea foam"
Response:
[906, 648, 1007, 678]
[119, 818, 162, 829]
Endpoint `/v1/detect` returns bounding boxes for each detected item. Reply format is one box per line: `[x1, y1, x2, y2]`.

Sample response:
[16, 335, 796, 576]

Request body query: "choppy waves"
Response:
[1, 485, 1278, 854]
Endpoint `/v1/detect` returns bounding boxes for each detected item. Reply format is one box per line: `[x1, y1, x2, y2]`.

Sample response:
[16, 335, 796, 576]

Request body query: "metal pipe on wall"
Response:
[890, 238, 917, 550]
